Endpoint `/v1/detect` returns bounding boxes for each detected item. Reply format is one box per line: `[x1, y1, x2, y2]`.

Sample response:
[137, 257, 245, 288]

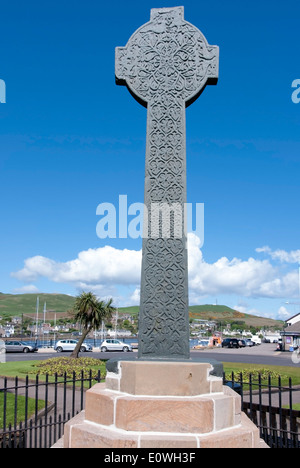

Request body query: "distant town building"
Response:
[281, 320, 300, 351]
[0, 324, 15, 337]
[12, 316, 22, 324]
[286, 313, 300, 327]
[107, 329, 132, 338]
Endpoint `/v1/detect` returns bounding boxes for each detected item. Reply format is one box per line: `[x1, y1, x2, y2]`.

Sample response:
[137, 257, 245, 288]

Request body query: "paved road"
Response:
[191, 345, 300, 368]
[4, 343, 300, 368]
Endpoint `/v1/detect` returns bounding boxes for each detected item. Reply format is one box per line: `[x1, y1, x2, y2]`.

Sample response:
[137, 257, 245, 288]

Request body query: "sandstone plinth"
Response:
[63, 361, 268, 449]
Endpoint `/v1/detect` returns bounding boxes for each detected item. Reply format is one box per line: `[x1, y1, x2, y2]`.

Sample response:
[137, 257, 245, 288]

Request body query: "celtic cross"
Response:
[116, 7, 219, 360]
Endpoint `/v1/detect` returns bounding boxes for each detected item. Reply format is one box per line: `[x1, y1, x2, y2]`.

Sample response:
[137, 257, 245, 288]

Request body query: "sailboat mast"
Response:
[35, 296, 39, 344]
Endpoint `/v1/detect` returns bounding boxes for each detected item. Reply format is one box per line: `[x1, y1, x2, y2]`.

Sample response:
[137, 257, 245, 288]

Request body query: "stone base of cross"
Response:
[61, 359, 268, 448]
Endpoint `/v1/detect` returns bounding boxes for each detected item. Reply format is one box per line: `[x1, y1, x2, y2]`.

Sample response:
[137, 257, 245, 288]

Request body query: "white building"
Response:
[286, 313, 300, 327]
[107, 329, 132, 338]
[1, 324, 15, 337]
[281, 322, 300, 351]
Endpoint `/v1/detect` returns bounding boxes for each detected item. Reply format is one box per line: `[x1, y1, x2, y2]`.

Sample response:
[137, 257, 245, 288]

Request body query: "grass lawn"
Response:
[1, 359, 299, 385]
[0, 361, 41, 379]
[223, 362, 300, 387]
[0, 358, 107, 388]
[0, 358, 107, 431]
[0, 392, 45, 429]
[290, 404, 300, 411]
[283, 403, 300, 411]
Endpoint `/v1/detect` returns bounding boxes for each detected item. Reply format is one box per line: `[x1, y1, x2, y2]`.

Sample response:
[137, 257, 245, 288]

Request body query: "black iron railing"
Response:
[0, 370, 101, 448]
[1, 370, 299, 448]
[224, 372, 300, 449]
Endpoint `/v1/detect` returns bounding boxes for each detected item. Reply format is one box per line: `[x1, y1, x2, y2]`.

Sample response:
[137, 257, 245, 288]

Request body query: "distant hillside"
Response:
[119, 304, 283, 328]
[0, 293, 75, 320]
[117, 306, 139, 317]
[188, 305, 284, 329]
[0, 293, 283, 329]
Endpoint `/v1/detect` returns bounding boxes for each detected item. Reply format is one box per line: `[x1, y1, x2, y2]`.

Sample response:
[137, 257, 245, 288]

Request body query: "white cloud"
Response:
[74, 282, 117, 300]
[277, 306, 290, 320]
[11, 234, 300, 302]
[253, 270, 299, 298]
[13, 284, 40, 294]
[130, 288, 140, 305]
[256, 246, 300, 263]
[12, 246, 142, 286]
[187, 233, 298, 298]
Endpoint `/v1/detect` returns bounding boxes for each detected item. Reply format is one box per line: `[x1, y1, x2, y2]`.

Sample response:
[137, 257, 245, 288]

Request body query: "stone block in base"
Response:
[118, 361, 213, 396]
[65, 411, 139, 449]
[115, 394, 215, 433]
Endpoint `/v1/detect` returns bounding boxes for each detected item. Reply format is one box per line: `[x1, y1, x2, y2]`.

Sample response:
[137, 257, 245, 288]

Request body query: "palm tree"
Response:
[70, 292, 115, 359]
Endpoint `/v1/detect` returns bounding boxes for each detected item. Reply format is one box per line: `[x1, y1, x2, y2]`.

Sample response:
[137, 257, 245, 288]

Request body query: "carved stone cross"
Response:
[116, 7, 219, 360]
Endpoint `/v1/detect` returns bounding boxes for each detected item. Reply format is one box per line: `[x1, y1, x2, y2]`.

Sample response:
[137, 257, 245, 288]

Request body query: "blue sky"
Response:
[0, 0, 300, 321]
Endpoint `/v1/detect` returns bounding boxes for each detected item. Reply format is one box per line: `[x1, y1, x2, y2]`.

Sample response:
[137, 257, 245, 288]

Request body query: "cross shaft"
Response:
[116, 6, 219, 359]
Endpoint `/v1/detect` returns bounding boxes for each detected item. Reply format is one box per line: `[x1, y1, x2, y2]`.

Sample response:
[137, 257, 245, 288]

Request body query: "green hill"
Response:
[0, 293, 283, 329]
[119, 304, 283, 328]
[0, 293, 75, 320]
[117, 306, 140, 317]
[189, 305, 284, 329]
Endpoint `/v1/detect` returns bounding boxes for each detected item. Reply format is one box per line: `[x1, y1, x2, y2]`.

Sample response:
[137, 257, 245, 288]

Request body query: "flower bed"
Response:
[34, 357, 106, 380]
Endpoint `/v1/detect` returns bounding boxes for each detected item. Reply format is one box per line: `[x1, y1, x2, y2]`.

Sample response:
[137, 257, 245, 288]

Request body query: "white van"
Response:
[251, 335, 261, 345]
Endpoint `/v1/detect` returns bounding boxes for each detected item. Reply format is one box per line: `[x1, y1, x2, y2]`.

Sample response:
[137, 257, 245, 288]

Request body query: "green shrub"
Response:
[34, 357, 106, 380]
[225, 368, 288, 383]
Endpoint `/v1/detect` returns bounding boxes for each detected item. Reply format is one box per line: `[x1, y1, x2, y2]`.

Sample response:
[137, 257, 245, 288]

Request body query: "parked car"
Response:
[238, 340, 246, 348]
[5, 341, 38, 353]
[245, 339, 255, 347]
[100, 339, 132, 353]
[221, 338, 241, 349]
[54, 339, 92, 353]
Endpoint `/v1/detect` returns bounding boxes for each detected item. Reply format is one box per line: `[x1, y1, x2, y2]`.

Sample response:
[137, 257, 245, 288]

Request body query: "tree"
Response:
[70, 292, 116, 359]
